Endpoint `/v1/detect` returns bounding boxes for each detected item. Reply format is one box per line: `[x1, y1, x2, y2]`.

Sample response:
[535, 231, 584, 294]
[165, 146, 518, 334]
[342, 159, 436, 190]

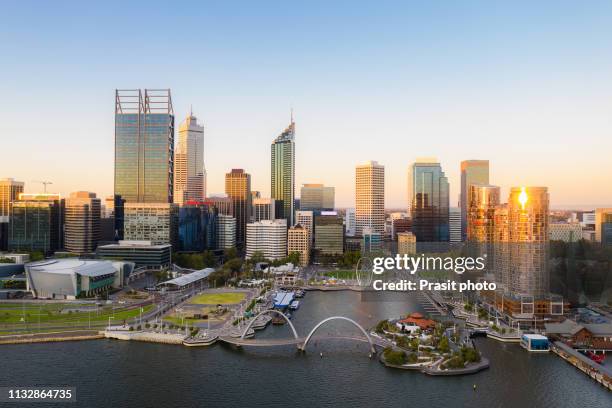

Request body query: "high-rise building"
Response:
[449, 207, 462, 243]
[271, 119, 295, 226]
[409, 158, 449, 242]
[246, 219, 287, 260]
[397, 232, 416, 255]
[64, 192, 101, 254]
[314, 212, 344, 257]
[0, 178, 24, 219]
[460, 160, 489, 240]
[225, 169, 251, 245]
[123, 203, 178, 246]
[296, 210, 314, 243]
[208, 196, 233, 216]
[355, 161, 385, 236]
[361, 227, 382, 253]
[390, 213, 412, 240]
[253, 198, 276, 222]
[300, 184, 334, 211]
[174, 112, 206, 204]
[467, 184, 500, 243]
[595, 208, 612, 246]
[345, 208, 356, 236]
[217, 214, 236, 249]
[8, 193, 64, 254]
[114, 89, 174, 203]
[288, 224, 310, 266]
[177, 203, 218, 252]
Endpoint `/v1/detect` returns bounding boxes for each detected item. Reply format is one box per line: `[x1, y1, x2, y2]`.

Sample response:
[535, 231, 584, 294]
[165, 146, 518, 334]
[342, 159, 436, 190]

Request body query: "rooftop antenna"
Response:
[290, 107, 294, 124]
[33, 180, 53, 193]
[190, 104, 193, 117]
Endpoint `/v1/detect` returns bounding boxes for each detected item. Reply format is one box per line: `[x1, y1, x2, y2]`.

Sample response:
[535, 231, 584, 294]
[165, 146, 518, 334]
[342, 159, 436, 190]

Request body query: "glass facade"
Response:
[178, 204, 218, 252]
[8, 196, 64, 254]
[409, 160, 450, 242]
[114, 90, 174, 203]
[271, 121, 295, 226]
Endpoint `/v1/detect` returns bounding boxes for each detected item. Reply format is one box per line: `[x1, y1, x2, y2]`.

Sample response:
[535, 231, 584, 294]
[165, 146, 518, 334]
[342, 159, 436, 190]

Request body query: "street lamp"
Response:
[107, 316, 114, 331]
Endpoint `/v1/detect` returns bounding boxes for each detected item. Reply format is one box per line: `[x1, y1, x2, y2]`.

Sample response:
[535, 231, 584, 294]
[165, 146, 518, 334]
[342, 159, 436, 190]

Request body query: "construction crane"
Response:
[33, 180, 53, 193]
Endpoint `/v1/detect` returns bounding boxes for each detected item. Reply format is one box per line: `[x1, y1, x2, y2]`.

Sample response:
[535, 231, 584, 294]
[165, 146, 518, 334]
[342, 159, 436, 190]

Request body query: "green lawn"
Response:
[188, 292, 246, 305]
[323, 270, 356, 279]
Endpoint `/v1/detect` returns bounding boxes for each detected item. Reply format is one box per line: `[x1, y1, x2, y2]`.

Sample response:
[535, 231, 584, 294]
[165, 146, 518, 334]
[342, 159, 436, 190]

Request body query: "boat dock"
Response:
[551, 341, 611, 391]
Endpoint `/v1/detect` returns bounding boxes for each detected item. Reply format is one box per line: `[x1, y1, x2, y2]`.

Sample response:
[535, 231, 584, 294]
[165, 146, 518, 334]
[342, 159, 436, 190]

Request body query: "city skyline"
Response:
[1, 2, 612, 208]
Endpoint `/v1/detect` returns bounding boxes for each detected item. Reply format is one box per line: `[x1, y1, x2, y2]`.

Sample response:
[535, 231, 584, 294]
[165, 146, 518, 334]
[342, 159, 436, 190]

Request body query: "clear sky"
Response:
[1, 1, 611, 209]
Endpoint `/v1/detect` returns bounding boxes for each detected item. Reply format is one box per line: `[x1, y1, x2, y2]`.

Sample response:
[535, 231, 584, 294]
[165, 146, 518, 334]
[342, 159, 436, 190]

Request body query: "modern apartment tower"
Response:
[225, 169, 251, 246]
[460, 160, 489, 240]
[114, 89, 174, 203]
[467, 184, 501, 243]
[449, 207, 462, 243]
[64, 191, 101, 254]
[217, 214, 237, 249]
[0, 178, 24, 219]
[355, 161, 385, 236]
[271, 119, 295, 226]
[409, 158, 450, 242]
[174, 112, 206, 204]
[300, 184, 334, 212]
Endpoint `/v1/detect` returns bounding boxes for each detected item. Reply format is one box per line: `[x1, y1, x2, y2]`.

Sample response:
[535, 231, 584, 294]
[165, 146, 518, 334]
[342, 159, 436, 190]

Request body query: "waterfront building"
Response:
[408, 158, 449, 242]
[246, 219, 287, 260]
[595, 208, 612, 246]
[114, 89, 174, 203]
[225, 169, 251, 246]
[96, 240, 171, 269]
[271, 119, 295, 225]
[345, 208, 356, 236]
[8, 193, 64, 254]
[549, 222, 583, 242]
[544, 320, 612, 350]
[361, 227, 382, 253]
[64, 191, 101, 254]
[460, 160, 489, 240]
[355, 161, 385, 236]
[288, 224, 310, 266]
[300, 184, 334, 211]
[123, 203, 178, 247]
[0, 178, 24, 218]
[296, 210, 314, 243]
[174, 112, 206, 204]
[253, 198, 276, 222]
[449, 207, 462, 243]
[217, 214, 236, 249]
[313, 212, 344, 257]
[397, 231, 416, 255]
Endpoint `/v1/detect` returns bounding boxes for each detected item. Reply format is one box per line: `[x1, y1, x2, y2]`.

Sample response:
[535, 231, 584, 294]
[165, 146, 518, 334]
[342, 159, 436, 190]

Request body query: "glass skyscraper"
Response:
[271, 119, 295, 226]
[114, 89, 174, 203]
[460, 160, 489, 240]
[409, 158, 450, 242]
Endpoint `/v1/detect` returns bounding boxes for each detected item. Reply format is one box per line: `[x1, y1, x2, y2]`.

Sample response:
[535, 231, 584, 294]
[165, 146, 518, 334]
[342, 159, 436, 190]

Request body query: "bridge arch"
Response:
[241, 309, 299, 339]
[300, 316, 375, 354]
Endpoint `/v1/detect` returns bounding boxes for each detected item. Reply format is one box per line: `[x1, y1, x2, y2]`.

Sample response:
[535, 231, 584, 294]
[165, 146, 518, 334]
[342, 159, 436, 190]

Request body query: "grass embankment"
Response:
[323, 270, 355, 280]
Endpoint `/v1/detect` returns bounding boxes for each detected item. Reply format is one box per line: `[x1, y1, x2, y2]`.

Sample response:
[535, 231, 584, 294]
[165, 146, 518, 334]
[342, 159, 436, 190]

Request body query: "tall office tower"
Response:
[288, 224, 310, 266]
[271, 119, 295, 226]
[225, 169, 251, 245]
[217, 214, 236, 249]
[397, 232, 417, 255]
[345, 208, 356, 236]
[449, 207, 462, 243]
[467, 184, 501, 242]
[493, 204, 509, 289]
[123, 203, 178, 246]
[300, 184, 335, 212]
[114, 89, 174, 203]
[408, 158, 449, 242]
[0, 178, 24, 219]
[208, 196, 233, 216]
[64, 192, 101, 254]
[595, 208, 612, 246]
[355, 161, 385, 236]
[103, 196, 115, 218]
[174, 112, 206, 204]
[460, 160, 489, 240]
[507, 187, 550, 296]
[314, 212, 344, 258]
[246, 219, 287, 260]
[296, 210, 314, 243]
[177, 202, 218, 252]
[8, 193, 65, 254]
[253, 198, 276, 222]
[390, 213, 411, 240]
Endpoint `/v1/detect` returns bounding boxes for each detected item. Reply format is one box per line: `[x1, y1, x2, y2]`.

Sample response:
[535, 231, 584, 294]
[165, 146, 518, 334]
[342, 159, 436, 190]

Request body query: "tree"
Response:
[383, 348, 407, 365]
[224, 247, 238, 261]
[438, 336, 450, 353]
[202, 250, 216, 268]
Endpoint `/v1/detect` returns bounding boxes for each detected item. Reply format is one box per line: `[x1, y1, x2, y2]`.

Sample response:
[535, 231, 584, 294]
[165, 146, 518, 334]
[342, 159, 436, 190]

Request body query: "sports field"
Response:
[188, 292, 246, 305]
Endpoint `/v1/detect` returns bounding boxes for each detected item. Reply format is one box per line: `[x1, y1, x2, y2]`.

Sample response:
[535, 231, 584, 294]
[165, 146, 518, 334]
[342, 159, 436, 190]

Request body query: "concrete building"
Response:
[0, 178, 24, 219]
[246, 219, 287, 260]
[449, 207, 462, 243]
[174, 112, 206, 204]
[96, 240, 171, 269]
[288, 224, 310, 266]
[300, 184, 334, 211]
[8, 193, 64, 254]
[271, 120, 295, 226]
[345, 208, 356, 236]
[225, 169, 251, 246]
[397, 231, 416, 255]
[595, 208, 612, 246]
[253, 198, 276, 222]
[296, 210, 314, 243]
[123, 203, 178, 246]
[25, 259, 132, 299]
[216, 214, 236, 250]
[549, 222, 583, 242]
[460, 160, 489, 240]
[314, 212, 344, 257]
[208, 196, 233, 216]
[355, 161, 385, 236]
[64, 192, 101, 254]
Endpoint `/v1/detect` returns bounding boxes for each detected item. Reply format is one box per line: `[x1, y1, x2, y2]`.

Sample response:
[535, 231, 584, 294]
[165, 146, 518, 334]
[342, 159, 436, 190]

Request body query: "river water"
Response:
[1, 291, 609, 408]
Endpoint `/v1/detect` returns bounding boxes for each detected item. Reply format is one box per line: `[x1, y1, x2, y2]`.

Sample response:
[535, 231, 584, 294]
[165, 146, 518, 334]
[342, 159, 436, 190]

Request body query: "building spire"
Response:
[290, 106, 294, 124]
[190, 104, 193, 117]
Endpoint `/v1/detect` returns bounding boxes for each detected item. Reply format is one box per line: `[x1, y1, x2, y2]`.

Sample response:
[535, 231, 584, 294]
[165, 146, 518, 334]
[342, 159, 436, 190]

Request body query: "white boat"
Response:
[289, 301, 300, 310]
